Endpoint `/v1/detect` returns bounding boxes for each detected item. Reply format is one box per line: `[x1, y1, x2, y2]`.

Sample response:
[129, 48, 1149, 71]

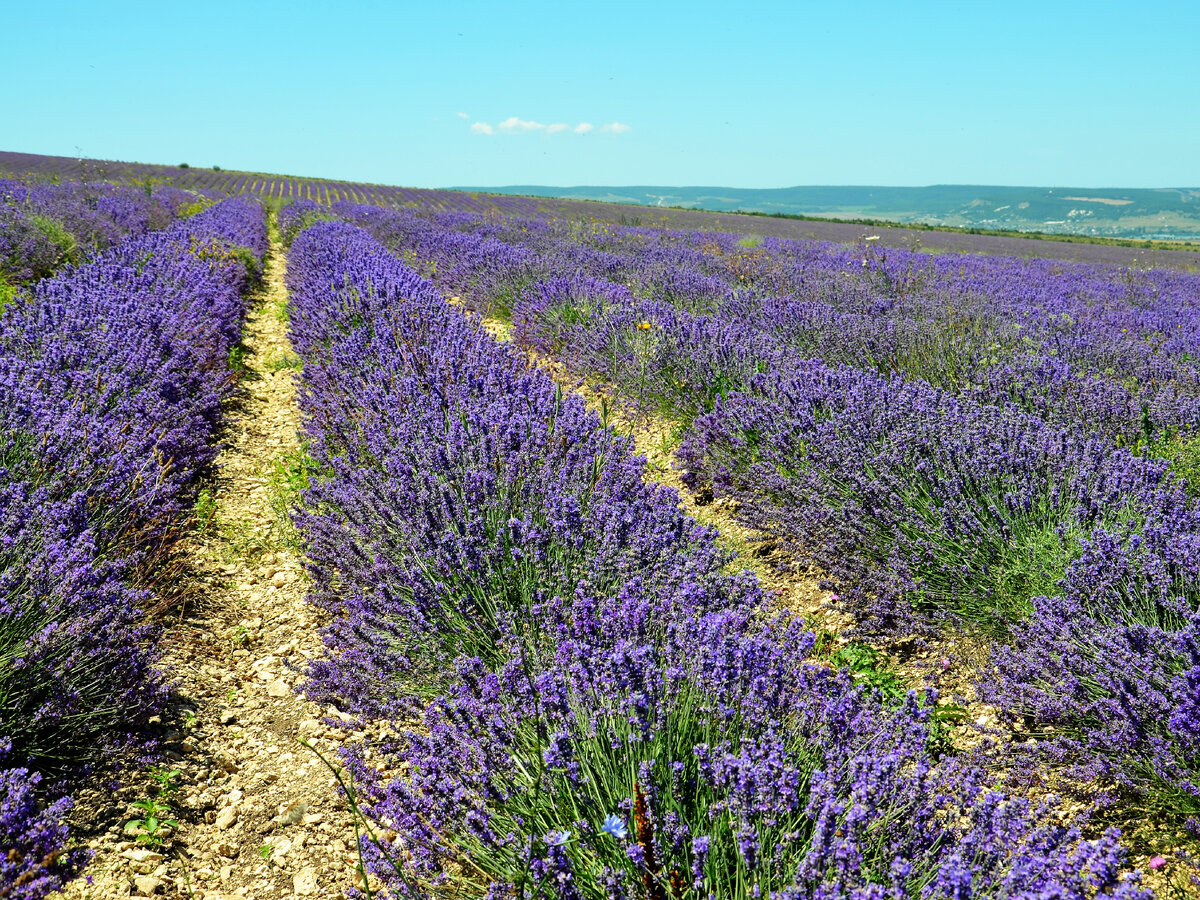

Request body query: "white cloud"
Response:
[467, 118, 622, 137]
[497, 116, 546, 133]
[456, 111, 470, 119]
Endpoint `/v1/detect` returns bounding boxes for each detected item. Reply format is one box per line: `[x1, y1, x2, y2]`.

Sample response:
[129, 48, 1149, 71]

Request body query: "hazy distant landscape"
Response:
[457, 183, 1200, 240]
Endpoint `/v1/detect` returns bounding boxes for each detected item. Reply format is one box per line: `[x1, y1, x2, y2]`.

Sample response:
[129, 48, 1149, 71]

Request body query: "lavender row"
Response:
[317, 205, 1200, 849]
[0, 178, 200, 299]
[285, 221, 1149, 899]
[679, 361, 1200, 819]
[0, 196, 266, 898]
[332, 202, 1200, 451]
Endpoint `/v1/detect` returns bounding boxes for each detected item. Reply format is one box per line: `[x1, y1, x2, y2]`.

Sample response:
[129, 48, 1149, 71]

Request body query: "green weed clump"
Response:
[228, 343, 250, 377]
[29, 214, 79, 265]
[179, 199, 211, 218]
[0, 276, 18, 313]
[1141, 430, 1200, 495]
[266, 352, 303, 372]
[267, 446, 317, 550]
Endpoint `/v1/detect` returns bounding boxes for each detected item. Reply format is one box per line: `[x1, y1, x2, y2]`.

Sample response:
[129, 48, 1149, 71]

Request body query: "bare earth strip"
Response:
[63, 234, 368, 900]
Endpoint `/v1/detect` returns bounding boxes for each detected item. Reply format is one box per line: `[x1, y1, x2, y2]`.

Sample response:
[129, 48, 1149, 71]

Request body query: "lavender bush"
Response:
[285, 221, 1150, 898]
[0, 194, 265, 897]
[0, 178, 197, 300]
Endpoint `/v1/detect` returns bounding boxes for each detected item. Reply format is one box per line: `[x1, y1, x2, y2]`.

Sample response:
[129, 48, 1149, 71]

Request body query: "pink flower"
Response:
[1148, 856, 1167, 870]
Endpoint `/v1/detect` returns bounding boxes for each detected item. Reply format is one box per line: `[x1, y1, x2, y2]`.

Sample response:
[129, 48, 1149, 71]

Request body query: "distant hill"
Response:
[452, 185, 1200, 241]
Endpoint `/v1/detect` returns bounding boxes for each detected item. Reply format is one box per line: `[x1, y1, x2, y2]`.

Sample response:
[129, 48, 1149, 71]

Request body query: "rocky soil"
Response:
[61, 236, 371, 900]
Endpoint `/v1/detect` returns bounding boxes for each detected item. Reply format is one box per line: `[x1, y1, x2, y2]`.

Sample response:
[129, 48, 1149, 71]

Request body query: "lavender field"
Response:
[3, 172, 1200, 899]
[6, 150, 1200, 270]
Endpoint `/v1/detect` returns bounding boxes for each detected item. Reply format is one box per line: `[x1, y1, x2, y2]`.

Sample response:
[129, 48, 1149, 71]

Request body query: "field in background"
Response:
[5, 149, 1200, 269]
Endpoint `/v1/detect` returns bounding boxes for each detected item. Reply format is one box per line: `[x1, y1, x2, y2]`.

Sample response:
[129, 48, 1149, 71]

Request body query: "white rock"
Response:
[293, 867, 318, 895]
[121, 848, 164, 864]
[215, 807, 238, 830]
[133, 874, 162, 895]
[266, 678, 290, 697]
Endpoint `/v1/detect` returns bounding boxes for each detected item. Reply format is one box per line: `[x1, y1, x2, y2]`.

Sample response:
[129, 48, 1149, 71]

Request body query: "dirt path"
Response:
[63, 233, 369, 900]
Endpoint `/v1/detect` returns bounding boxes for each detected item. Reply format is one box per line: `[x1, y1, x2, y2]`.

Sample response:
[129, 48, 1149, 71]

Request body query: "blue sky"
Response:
[3, 0, 1197, 188]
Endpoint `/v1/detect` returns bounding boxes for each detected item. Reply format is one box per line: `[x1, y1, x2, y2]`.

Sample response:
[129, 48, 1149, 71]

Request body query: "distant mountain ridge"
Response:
[453, 184, 1200, 240]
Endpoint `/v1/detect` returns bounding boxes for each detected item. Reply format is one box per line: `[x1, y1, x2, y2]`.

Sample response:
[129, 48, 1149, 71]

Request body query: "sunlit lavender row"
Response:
[0, 196, 265, 897]
[292, 199, 1200, 880]
[270, 205, 1191, 897]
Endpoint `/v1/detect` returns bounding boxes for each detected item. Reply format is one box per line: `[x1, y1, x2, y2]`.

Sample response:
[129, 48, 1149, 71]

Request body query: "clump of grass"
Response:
[228, 343, 251, 378]
[29, 214, 79, 265]
[266, 445, 317, 550]
[221, 522, 270, 564]
[0, 275, 18, 313]
[817, 636, 907, 698]
[266, 352, 303, 372]
[179, 199, 211, 218]
[194, 488, 218, 532]
[273, 294, 291, 322]
[1141, 430, 1200, 495]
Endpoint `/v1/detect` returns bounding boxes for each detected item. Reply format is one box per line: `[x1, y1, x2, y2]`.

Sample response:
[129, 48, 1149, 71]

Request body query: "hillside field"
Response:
[2, 159, 1200, 899]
